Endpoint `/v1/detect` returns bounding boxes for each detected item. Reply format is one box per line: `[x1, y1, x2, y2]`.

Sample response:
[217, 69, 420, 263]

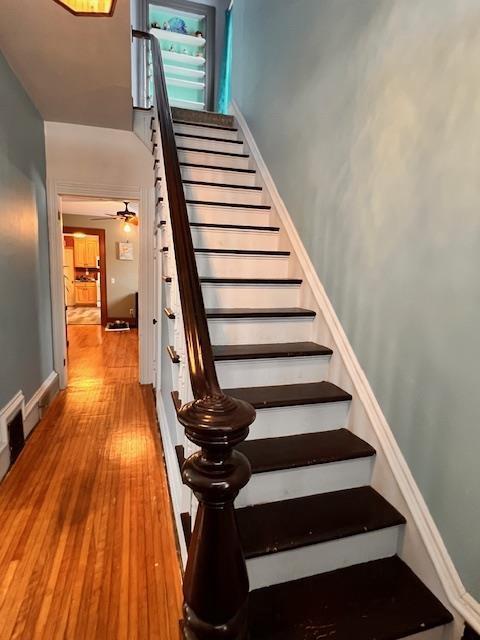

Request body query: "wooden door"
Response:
[75, 283, 97, 305]
[63, 247, 75, 306]
[85, 283, 97, 304]
[74, 238, 86, 266]
[85, 237, 99, 267]
[75, 284, 88, 304]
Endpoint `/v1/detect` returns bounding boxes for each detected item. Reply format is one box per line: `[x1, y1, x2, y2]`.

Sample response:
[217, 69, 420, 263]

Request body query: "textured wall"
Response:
[231, 0, 480, 599]
[0, 52, 53, 407]
[62, 214, 139, 319]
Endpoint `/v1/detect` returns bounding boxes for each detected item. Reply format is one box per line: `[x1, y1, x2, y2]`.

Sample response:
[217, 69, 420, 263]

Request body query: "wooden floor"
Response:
[0, 326, 182, 639]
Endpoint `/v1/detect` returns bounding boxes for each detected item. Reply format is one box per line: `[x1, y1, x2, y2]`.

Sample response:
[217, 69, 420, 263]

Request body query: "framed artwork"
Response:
[118, 241, 134, 261]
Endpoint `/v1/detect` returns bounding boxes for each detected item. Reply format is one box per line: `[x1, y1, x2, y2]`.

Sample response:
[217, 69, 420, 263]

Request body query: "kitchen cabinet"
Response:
[74, 282, 97, 305]
[74, 237, 99, 268]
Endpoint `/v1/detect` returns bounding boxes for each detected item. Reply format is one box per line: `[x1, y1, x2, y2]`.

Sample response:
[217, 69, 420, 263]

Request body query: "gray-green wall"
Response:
[0, 51, 53, 407]
[231, 0, 480, 599]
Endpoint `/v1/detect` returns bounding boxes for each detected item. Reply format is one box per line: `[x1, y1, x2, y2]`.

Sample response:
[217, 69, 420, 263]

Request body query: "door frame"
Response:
[63, 246, 75, 307]
[63, 226, 108, 327]
[146, 0, 216, 111]
[47, 179, 155, 388]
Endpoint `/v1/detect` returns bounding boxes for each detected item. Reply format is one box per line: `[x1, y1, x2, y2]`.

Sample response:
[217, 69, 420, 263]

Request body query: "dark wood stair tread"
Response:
[163, 247, 288, 256]
[177, 146, 249, 158]
[225, 381, 351, 409]
[206, 308, 316, 319]
[173, 118, 238, 132]
[248, 555, 452, 640]
[186, 199, 271, 210]
[180, 162, 255, 174]
[237, 428, 375, 474]
[175, 132, 243, 144]
[237, 486, 405, 559]
[196, 248, 289, 256]
[174, 429, 373, 477]
[165, 277, 301, 285]
[212, 341, 331, 361]
[200, 277, 302, 285]
[190, 222, 279, 232]
[183, 179, 262, 191]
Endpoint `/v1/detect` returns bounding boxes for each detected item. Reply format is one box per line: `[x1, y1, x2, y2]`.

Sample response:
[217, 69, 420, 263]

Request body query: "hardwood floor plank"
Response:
[0, 326, 182, 639]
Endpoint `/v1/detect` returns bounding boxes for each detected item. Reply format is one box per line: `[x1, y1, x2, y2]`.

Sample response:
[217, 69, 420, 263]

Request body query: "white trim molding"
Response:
[231, 100, 479, 635]
[156, 393, 188, 566]
[0, 372, 59, 482]
[138, 185, 156, 384]
[46, 179, 155, 387]
[0, 391, 25, 479]
[24, 371, 59, 437]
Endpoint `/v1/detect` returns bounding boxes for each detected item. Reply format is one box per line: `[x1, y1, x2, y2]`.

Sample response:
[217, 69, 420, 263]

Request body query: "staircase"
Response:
[157, 108, 453, 639]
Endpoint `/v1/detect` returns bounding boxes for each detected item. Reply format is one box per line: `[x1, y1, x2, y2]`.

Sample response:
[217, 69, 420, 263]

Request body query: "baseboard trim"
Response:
[231, 100, 479, 634]
[156, 391, 188, 566]
[0, 391, 25, 480]
[0, 372, 59, 482]
[24, 372, 59, 438]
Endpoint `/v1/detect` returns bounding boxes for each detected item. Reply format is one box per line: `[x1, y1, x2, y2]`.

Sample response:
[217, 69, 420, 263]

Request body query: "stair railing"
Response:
[132, 30, 256, 639]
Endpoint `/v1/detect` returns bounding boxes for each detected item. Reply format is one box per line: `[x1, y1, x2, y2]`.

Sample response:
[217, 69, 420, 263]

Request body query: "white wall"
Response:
[45, 122, 153, 188]
[0, 0, 132, 130]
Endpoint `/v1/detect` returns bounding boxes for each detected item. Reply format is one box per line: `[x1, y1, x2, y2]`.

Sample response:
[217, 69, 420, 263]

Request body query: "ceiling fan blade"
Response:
[89, 215, 117, 220]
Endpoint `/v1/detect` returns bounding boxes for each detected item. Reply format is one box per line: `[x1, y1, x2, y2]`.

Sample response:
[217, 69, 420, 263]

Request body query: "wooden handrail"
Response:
[133, 29, 255, 639]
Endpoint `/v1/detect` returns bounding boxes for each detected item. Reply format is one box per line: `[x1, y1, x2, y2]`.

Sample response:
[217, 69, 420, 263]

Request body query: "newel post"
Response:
[179, 393, 255, 639]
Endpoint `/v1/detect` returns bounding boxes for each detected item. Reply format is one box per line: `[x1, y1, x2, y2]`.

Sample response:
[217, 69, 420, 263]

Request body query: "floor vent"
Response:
[7, 410, 25, 465]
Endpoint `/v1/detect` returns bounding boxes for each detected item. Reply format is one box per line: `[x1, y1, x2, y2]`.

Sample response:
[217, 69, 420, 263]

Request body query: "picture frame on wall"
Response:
[118, 241, 134, 261]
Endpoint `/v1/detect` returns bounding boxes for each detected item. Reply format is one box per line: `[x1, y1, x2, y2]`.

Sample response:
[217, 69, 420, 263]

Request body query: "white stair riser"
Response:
[247, 526, 402, 590]
[236, 457, 374, 508]
[191, 227, 280, 251]
[164, 313, 174, 344]
[216, 355, 331, 388]
[178, 149, 251, 170]
[183, 183, 266, 206]
[202, 284, 300, 308]
[187, 203, 271, 226]
[171, 98, 204, 111]
[181, 166, 258, 187]
[195, 254, 290, 279]
[207, 317, 314, 346]
[248, 401, 351, 439]
[174, 123, 239, 141]
[176, 135, 245, 155]
[163, 284, 172, 310]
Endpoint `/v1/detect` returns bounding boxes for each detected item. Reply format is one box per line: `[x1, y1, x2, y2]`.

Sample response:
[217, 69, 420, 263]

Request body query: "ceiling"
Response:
[61, 197, 139, 217]
[0, 0, 133, 129]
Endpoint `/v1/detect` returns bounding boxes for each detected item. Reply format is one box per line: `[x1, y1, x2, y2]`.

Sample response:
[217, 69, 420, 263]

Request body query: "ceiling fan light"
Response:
[53, 0, 117, 16]
[123, 222, 132, 233]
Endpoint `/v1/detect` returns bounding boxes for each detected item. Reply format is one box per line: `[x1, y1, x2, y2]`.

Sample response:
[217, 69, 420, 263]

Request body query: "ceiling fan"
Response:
[90, 202, 138, 232]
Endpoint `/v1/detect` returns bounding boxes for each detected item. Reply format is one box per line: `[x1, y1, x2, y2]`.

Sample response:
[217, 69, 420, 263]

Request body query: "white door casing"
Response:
[46, 179, 155, 388]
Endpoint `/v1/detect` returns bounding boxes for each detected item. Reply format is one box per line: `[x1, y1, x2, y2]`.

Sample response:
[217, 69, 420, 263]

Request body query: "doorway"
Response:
[63, 227, 107, 326]
[47, 181, 155, 389]
[59, 196, 141, 381]
[147, 0, 216, 111]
